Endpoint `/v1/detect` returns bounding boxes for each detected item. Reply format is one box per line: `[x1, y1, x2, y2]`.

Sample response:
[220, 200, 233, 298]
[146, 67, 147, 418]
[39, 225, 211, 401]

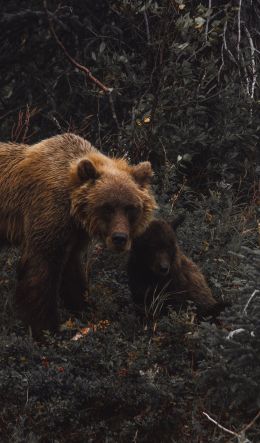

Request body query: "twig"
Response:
[243, 289, 259, 315]
[222, 19, 238, 65]
[11, 105, 38, 143]
[224, 410, 260, 443]
[143, 11, 151, 45]
[240, 52, 250, 96]
[203, 412, 240, 437]
[244, 26, 257, 99]
[241, 410, 260, 434]
[237, 0, 242, 59]
[218, 20, 228, 83]
[133, 429, 139, 443]
[43, 0, 112, 94]
[205, 0, 212, 42]
[227, 328, 246, 340]
[108, 92, 120, 130]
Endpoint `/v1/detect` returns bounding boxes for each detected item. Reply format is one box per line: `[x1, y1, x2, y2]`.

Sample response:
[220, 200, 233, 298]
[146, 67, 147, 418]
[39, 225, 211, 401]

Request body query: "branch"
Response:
[243, 289, 259, 315]
[203, 412, 240, 437]
[218, 20, 227, 83]
[203, 410, 260, 443]
[43, 1, 112, 94]
[241, 410, 260, 434]
[143, 11, 151, 45]
[237, 0, 242, 59]
[244, 26, 257, 99]
[205, 0, 212, 42]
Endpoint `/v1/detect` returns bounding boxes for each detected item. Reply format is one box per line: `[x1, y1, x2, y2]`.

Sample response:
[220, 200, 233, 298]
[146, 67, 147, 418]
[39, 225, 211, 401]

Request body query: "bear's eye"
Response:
[125, 205, 140, 221]
[101, 204, 115, 216]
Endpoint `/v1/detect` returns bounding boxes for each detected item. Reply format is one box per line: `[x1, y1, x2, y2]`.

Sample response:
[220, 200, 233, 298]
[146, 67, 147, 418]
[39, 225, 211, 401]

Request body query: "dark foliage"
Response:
[0, 0, 259, 184]
[0, 185, 259, 442]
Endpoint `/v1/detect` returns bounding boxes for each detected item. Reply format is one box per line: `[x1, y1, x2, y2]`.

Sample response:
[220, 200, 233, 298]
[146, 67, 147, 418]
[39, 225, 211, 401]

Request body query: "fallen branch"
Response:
[43, 1, 112, 94]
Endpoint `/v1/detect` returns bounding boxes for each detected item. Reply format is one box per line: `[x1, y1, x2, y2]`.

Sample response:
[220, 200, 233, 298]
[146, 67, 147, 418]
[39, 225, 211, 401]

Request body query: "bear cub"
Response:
[127, 216, 229, 318]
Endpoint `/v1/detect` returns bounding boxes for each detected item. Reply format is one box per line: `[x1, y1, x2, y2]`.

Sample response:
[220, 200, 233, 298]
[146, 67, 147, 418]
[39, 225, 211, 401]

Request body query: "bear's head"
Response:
[70, 153, 157, 252]
[131, 215, 185, 276]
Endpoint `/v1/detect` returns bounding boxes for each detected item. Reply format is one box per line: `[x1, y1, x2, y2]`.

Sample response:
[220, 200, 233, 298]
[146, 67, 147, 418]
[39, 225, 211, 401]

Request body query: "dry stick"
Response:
[240, 52, 250, 96]
[205, 0, 212, 42]
[225, 410, 260, 443]
[243, 289, 259, 315]
[237, 0, 242, 59]
[143, 10, 151, 45]
[241, 410, 260, 434]
[244, 26, 257, 100]
[108, 92, 120, 130]
[203, 412, 240, 438]
[218, 20, 228, 83]
[43, 1, 112, 94]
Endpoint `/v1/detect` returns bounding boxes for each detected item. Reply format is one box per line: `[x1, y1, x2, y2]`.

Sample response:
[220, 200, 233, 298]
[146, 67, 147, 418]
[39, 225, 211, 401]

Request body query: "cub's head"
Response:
[70, 153, 157, 252]
[131, 215, 185, 276]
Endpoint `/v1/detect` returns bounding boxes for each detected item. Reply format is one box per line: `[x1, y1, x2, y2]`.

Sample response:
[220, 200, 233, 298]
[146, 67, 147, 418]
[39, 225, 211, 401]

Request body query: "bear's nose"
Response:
[159, 262, 170, 275]
[112, 232, 128, 248]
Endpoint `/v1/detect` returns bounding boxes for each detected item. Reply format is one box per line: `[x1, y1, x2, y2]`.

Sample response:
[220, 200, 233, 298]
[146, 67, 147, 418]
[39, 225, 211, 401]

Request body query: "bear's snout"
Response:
[151, 252, 171, 277]
[158, 261, 170, 276]
[111, 232, 128, 249]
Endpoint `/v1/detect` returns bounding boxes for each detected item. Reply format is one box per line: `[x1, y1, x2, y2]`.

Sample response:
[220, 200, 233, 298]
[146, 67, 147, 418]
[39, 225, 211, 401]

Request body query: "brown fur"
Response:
[128, 218, 229, 317]
[0, 133, 156, 335]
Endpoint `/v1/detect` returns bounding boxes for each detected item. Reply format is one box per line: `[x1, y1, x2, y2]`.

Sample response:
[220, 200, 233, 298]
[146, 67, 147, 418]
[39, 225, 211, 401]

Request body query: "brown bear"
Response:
[0, 133, 156, 336]
[127, 216, 229, 319]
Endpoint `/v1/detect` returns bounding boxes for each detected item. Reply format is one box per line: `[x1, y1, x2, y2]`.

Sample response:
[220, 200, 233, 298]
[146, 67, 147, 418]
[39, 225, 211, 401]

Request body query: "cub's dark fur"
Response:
[128, 216, 229, 317]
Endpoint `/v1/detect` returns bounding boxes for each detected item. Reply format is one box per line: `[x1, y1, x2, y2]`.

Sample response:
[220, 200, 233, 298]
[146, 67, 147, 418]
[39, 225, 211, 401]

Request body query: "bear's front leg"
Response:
[59, 245, 89, 312]
[15, 252, 63, 337]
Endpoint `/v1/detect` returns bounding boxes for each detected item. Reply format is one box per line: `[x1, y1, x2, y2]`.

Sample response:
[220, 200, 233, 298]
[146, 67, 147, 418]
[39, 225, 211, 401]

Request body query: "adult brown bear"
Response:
[0, 133, 156, 336]
[128, 216, 229, 319]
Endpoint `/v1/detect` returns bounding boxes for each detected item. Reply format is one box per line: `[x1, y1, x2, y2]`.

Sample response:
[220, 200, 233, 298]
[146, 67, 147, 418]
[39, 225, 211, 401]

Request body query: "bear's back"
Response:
[0, 134, 96, 219]
[24, 133, 96, 167]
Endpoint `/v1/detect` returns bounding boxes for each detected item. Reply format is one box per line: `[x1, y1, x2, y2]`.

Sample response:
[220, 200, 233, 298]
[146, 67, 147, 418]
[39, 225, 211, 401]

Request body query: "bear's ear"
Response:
[170, 213, 186, 231]
[77, 159, 100, 182]
[131, 161, 153, 187]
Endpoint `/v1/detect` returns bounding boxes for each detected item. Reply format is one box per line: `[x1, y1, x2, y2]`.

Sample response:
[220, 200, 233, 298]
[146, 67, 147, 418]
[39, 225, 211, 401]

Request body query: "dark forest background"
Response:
[0, 0, 259, 184]
[0, 1, 259, 442]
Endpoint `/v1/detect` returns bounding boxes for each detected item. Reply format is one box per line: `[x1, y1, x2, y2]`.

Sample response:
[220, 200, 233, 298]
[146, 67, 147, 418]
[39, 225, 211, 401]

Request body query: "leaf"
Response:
[143, 116, 151, 124]
[99, 42, 106, 54]
[177, 42, 189, 50]
[194, 17, 206, 29]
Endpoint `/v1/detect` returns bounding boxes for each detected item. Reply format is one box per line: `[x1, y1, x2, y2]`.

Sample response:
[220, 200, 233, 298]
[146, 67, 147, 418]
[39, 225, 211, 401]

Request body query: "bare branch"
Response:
[241, 410, 260, 433]
[237, 0, 242, 59]
[205, 0, 212, 42]
[244, 26, 257, 99]
[108, 92, 120, 130]
[240, 52, 250, 96]
[203, 412, 240, 437]
[143, 11, 151, 45]
[43, 1, 112, 94]
[243, 289, 260, 315]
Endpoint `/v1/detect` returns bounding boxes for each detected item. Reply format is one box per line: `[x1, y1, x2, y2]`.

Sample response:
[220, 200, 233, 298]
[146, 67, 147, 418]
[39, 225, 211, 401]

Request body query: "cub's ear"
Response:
[77, 159, 100, 182]
[170, 213, 186, 231]
[131, 161, 153, 187]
